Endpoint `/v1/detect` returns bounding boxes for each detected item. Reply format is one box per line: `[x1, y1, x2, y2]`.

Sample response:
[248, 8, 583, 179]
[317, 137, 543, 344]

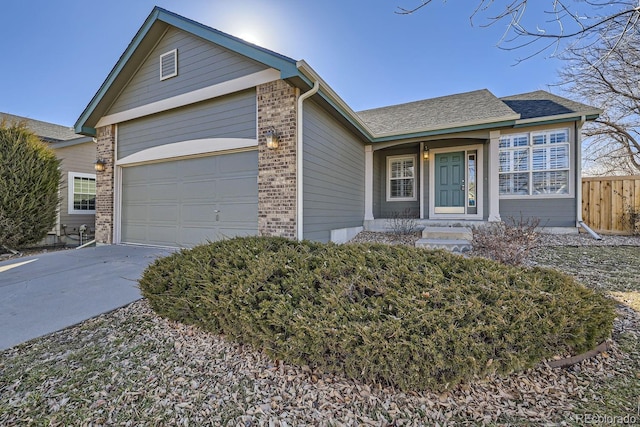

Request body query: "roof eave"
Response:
[512, 110, 602, 127]
[369, 119, 520, 143]
[295, 61, 376, 141]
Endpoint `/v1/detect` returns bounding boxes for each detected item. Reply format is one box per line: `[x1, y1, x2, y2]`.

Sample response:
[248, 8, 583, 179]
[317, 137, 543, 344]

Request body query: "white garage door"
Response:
[120, 150, 258, 247]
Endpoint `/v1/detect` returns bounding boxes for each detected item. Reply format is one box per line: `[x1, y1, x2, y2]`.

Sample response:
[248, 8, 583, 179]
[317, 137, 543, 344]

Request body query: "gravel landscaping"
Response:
[1, 232, 639, 426]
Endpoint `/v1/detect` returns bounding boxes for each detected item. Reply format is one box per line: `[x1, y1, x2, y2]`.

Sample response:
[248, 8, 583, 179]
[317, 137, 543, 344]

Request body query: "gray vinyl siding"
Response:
[108, 27, 266, 115]
[303, 101, 365, 242]
[117, 89, 256, 159]
[54, 142, 96, 236]
[499, 198, 576, 227]
[374, 146, 421, 218]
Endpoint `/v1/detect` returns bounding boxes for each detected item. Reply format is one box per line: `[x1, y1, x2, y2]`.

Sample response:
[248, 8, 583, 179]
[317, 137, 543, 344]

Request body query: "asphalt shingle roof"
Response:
[0, 113, 78, 142]
[356, 89, 520, 136]
[500, 90, 601, 120]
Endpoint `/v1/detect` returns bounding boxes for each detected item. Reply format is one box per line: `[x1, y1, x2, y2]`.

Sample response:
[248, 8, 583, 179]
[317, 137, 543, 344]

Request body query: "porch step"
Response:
[416, 226, 473, 253]
[421, 226, 473, 241]
[415, 238, 472, 253]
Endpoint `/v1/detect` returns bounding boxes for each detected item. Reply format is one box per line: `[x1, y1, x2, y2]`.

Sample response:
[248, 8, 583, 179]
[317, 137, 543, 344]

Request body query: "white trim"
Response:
[364, 145, 374, 220]
[497, 128, 572, 199]
[159, 49, 178, 81]
[97, 68, 280, 128]
[116, 138, 257, 166]
[488, 131, 501, 221]
[428, 145, 484, 220]
[296, 81, 320, 241]
[419, 142, 425, 219]
[386, 154, 418, 202]
[113, 125, 121, 244]
[67, 171, 96, 215]
[434, 207, 465, 214]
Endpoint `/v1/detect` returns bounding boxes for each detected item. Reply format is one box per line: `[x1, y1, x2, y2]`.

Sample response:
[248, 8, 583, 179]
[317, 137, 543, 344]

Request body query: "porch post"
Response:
[488, 130, 502, 222]
[364, 145, 374, 221]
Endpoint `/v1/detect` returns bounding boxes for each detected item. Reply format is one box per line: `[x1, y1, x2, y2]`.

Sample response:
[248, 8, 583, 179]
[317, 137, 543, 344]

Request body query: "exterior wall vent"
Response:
[160, 49, 178, 81]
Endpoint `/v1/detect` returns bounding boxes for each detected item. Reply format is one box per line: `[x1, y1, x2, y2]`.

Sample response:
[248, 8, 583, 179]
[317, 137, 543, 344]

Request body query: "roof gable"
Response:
[75, 7, 299, 135]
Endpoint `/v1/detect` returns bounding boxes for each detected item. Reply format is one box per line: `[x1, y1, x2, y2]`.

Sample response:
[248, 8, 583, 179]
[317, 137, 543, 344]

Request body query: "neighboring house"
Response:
[1, 113, 96, 246]
[74, 7, 601, 248]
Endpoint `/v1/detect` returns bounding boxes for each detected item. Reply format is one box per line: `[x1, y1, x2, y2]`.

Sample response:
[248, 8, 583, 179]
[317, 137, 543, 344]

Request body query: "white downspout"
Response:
[576, 115, 601, 240]
[296, 80, 320, 241]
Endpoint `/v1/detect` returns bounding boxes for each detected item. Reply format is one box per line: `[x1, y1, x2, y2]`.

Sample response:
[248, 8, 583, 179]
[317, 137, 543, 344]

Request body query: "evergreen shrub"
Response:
[0, 121, 61, 249]
[140, 236, 615, 391]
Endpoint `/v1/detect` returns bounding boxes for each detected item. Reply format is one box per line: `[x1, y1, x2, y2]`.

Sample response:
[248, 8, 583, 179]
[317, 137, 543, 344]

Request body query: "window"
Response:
[68, 172, 96, 214]
[499, 129, 570, 196]
[387, 155, 416, 201]
[160, 49, 178, 80]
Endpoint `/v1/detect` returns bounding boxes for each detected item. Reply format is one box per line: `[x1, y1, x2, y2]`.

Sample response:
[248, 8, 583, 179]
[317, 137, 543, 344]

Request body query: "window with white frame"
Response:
[499, 129, 570, 196]
[387, 155, 416, 201]
[68, 172, 96, 214]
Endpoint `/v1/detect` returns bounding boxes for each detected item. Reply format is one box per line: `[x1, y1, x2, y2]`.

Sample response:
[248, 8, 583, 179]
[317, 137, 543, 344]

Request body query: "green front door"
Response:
[435, 151, 465, 213]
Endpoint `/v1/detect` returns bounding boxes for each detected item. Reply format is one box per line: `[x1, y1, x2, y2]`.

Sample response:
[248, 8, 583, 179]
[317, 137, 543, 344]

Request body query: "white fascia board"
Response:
[513, 110, 602, 126]
[117, 138, 257, 166]
[97, 68, 280, 128]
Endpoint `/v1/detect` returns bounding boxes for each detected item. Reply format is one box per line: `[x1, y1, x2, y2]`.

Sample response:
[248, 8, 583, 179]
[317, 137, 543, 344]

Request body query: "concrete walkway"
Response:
[0, 245, 172, 351]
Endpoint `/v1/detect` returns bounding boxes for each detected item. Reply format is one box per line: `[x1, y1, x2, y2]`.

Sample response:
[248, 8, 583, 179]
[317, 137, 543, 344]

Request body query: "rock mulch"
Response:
[1, 299, 637, 426]
[1, 231, 638, 425]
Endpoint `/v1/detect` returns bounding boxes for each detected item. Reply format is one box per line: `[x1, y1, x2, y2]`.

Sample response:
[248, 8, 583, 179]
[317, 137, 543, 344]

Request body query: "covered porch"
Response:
[363, 130, 503, 231]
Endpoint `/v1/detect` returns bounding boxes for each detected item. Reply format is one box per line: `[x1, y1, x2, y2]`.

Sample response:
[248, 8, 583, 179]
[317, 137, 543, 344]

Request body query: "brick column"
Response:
[257, 80, 298, 238]
[95, 125, 115, 244]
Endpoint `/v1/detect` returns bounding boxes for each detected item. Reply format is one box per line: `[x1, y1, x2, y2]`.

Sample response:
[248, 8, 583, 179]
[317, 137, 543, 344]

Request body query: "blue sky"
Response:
[0, 0, 565, 127]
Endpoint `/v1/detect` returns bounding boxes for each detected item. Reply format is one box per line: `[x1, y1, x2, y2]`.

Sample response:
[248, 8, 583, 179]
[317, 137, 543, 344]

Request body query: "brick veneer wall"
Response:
[95, 125, 115, 244]
[257, 80, 298, 238]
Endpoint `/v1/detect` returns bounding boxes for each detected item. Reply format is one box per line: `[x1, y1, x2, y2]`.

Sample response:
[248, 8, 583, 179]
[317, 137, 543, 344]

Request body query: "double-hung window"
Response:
[387, 155, 416, 201]
[68, 172, 96, 214]
[499, 129, 570, 196]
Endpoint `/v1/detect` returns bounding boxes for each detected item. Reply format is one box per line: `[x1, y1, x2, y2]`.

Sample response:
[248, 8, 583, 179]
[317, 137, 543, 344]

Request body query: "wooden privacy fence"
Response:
[582, 176, 640, 234]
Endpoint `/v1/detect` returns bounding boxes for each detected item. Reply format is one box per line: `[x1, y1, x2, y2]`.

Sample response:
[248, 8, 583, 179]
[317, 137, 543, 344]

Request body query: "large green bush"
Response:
[0, 121, 61, 249]
[140, 236, 615, 391]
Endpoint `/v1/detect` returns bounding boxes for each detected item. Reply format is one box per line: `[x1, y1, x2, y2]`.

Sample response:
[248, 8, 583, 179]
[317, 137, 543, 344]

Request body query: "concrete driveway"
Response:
[0, 245, 173, 351]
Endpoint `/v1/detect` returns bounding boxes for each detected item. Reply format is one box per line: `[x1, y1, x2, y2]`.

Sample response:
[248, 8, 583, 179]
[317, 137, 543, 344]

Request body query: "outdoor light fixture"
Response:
[423, 147, 429, 160]
[94, 159, 106, 172]
[265, 127, 279, 150]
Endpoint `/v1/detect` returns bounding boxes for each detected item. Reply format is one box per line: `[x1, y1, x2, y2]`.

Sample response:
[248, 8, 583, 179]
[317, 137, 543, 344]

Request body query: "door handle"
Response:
[461, 179, 465, 191]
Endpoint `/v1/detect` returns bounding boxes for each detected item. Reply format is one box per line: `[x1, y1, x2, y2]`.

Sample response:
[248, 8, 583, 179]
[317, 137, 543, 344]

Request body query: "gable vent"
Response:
[160, 49, 178, 81]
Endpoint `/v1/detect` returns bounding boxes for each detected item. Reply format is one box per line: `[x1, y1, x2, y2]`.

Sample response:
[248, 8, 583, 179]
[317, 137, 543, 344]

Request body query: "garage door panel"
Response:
[145, 225, 179, 247]
[181, 203, 218, 223]
[218, 151, 258, 174]
[147, 183, 179, 201]
[182, 181, 218, 200]
[149, 204, 179, 221]
[218, 202, 258, 222]
[121, 151, 258, 247]
[121, 205, 147, 221]
[216, 176, 257, 200]
[122, 185, 149, 202]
